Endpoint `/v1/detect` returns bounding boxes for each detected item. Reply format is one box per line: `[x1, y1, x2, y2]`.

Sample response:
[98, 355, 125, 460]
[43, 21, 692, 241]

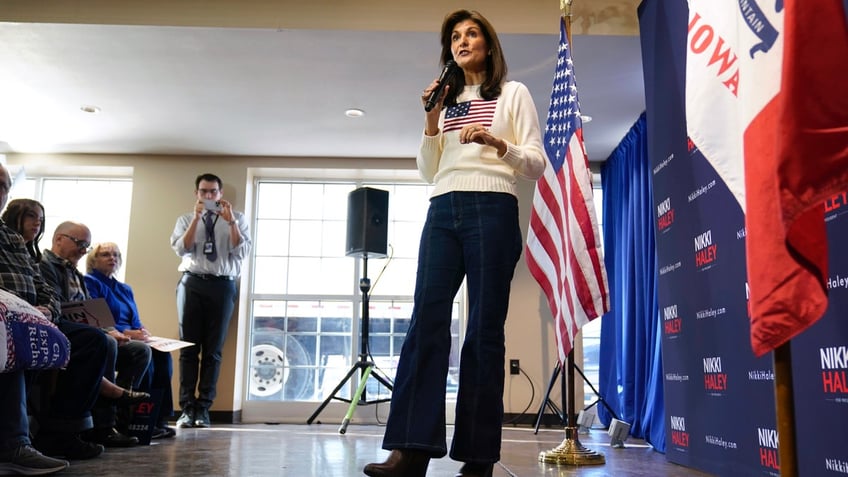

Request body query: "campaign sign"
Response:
[640, 0, 779, 475]
[60, 298, 116, 328]
[790, 206, 848, 475]
[126, 389, 163, 445]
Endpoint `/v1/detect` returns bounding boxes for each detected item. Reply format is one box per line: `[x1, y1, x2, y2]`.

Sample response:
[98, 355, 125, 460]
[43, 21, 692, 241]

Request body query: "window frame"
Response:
[7, 170, 133, 281]
[241, 175, 465, 423]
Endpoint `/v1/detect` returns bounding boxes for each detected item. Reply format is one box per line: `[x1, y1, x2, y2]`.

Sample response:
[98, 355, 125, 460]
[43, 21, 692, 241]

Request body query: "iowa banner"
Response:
[643, 0, 848, 474]
[685, 0, 848, 356]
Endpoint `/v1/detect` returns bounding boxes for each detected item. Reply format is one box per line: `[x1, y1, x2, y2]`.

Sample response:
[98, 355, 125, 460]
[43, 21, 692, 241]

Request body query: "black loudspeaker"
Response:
[346, 187, 389, 258]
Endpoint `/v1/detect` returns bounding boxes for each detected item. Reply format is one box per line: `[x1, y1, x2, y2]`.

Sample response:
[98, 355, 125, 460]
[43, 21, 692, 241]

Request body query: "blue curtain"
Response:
[596, 112, 665, 451]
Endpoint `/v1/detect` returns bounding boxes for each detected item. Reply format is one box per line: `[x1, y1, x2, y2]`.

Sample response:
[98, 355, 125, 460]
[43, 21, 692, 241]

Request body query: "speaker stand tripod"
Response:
[533, 360, 618, 434]
[306, 255, 393, 434]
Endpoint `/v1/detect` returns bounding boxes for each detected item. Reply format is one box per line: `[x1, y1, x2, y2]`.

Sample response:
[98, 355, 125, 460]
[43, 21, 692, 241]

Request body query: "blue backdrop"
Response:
[598, 113, 666, 450]
[638, 0, 848, 475]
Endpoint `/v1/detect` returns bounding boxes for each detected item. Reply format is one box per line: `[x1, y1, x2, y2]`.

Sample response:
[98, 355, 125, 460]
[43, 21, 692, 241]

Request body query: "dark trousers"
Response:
[41, 321, 109, 434]
[176, 274, 236, 410]
[92, 337, 151, 430]
[113, 339, 152, 390]
[382, 192, 522, 463]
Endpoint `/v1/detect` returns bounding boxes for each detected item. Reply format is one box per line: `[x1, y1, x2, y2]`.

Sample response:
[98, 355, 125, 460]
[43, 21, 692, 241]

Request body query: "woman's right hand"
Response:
[107, 329, 131, 345]
[125, 328, 151, 342]
[422, 80, 448, 136]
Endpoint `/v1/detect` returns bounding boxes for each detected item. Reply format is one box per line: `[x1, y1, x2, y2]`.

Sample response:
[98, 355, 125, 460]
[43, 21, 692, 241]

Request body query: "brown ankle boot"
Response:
[363, 449, 430, 477]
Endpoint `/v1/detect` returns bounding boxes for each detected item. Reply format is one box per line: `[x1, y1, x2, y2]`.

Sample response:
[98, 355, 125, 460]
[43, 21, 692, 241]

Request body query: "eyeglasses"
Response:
[198, 188, 219, 195]
[60, 233, 91, 252]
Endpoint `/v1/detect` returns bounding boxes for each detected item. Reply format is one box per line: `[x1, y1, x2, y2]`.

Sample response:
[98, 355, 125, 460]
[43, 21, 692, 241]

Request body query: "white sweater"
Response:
[417, 80, 546, 198]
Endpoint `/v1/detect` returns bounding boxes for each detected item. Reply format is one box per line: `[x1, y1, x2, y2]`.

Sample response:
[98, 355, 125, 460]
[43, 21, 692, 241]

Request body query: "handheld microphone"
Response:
[424, 60, 459, 112]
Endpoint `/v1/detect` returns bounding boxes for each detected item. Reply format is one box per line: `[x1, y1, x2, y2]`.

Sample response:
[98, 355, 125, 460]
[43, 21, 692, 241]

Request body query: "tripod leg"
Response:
[534, 362, 561, 434]
[307, 364, 360, 424]
[340, 365, 373, 434]
[573, 364, 620, 421]
[595, 397, 619, 421]
[369, 367, 394, 391]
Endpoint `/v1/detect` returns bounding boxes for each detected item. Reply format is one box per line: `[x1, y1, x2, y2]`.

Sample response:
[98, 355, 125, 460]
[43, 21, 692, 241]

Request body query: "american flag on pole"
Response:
[526, 18, 610, 363]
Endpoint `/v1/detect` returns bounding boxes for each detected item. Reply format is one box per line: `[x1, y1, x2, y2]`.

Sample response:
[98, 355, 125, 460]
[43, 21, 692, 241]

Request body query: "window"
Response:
[9, 174, 133, 281]
[246, 180, 463, 403]
[581, 184, 604, 410]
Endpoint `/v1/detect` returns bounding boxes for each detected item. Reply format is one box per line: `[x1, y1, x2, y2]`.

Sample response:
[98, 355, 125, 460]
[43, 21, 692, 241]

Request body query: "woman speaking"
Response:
[365, 9, 546, 477]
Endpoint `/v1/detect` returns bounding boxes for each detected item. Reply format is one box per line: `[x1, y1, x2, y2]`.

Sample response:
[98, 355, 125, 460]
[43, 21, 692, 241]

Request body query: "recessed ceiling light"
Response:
[345, 108, 365, 118]
[580, 114, 593, 123]
[80, 105, 101, 114]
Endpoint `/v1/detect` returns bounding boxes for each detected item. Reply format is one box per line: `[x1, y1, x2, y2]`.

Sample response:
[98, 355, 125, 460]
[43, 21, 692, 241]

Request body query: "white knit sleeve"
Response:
[416, 128, 443, 183]
[499, 82, 546, 180]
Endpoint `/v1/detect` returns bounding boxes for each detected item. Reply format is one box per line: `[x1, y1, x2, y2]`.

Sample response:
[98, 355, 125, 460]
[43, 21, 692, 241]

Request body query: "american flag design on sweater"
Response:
[442, 98, 498, 133]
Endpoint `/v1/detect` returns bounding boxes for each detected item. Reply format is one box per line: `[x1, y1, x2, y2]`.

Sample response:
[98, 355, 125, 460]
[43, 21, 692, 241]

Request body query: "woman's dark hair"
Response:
[1, 198, 46, 261]
[439, 9, 507, 107]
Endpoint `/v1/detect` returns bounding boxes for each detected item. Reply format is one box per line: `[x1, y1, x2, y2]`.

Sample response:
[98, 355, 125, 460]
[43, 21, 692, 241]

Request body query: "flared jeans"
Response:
[382, 191, 522, 464]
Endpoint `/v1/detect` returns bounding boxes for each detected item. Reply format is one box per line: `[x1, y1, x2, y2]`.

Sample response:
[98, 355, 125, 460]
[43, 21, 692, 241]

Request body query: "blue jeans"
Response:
[0, 371, 29, 452]
[176, 275, 236, 410]
[382, 192, 522, 464]
[141, 349, 174, 425]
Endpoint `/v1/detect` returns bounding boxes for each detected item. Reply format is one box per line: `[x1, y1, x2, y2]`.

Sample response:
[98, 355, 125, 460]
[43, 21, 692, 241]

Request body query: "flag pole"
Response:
[538, 3, 605, 465]
[563, 0, 573, 44]
[773, 344, 798, 476]
[561, 0, 578, 436]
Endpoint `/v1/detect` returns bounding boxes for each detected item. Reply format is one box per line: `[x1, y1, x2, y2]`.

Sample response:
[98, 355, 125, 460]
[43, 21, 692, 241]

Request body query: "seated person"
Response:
[0, 172, 71, 473]
[4, 202, 147, 405]
[86, 242, 177, 439]
[39, 221, 151, 448]
[0, 372, 70, 475]
[1, 198, 109, 459]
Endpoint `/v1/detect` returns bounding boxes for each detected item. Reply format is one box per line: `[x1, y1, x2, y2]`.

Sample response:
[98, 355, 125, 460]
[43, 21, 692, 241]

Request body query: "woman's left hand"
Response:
[460, 124, 507, 156]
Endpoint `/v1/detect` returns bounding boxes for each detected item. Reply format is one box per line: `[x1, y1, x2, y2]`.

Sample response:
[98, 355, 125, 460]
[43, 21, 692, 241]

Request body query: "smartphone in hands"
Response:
[203, 199, 222, 212]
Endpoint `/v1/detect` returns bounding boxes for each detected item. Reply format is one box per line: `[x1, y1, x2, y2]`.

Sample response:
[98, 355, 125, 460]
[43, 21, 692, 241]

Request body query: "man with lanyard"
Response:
[170, 173, 251, 428]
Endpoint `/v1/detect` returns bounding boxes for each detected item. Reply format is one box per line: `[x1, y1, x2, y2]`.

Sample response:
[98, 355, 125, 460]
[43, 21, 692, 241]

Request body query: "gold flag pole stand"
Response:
[538, 350, 606, 465]
[539, 1, 605, 466]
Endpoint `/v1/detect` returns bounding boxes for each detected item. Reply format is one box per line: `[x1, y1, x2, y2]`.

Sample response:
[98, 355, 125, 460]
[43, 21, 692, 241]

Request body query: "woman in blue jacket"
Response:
[85, 242, 176, 439]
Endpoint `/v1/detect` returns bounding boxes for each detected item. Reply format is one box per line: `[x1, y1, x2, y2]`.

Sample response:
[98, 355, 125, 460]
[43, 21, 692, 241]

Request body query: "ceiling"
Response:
[0, 1, 645, 163]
